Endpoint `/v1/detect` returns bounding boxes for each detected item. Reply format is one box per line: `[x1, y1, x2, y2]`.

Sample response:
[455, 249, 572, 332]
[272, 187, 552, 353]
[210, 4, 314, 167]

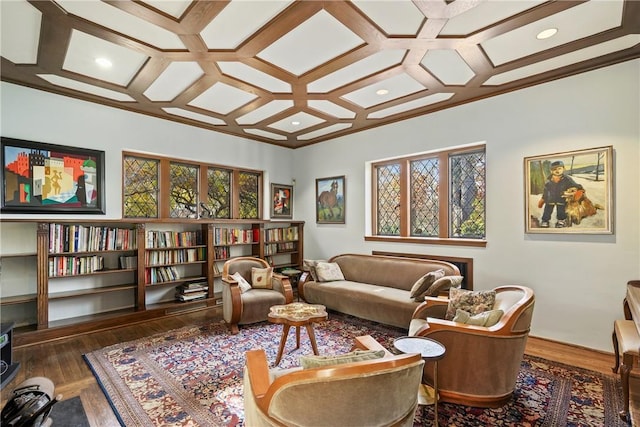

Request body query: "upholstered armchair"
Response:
[409, 285, 535, 408]
[221, 257, 293, 334]
[243, 335, 425, 427]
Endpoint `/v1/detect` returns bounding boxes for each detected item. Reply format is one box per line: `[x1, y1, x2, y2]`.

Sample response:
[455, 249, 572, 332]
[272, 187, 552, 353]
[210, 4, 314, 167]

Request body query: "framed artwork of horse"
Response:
[271, 183, 293, 219]
[1, 137, 105, 214]
[316, 175, 345, 224]
[524, 146, 613, 234]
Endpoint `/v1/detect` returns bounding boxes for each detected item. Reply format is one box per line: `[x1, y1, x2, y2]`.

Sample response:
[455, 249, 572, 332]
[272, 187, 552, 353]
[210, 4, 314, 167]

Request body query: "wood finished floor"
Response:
[1, 308, 638, 426]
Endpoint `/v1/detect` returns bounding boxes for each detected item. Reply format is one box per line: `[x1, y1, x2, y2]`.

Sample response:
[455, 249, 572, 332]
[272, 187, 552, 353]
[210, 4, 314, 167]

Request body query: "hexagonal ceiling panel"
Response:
[1, 0, 638, 149]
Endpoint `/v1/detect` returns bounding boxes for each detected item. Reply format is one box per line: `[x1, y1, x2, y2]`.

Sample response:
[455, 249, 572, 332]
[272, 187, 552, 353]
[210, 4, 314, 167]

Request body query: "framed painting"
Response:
[1, 137, 105, 214]
[524, 146, 613, 234]
[270, 183, 293, 219]
[316, 175, 345, 224]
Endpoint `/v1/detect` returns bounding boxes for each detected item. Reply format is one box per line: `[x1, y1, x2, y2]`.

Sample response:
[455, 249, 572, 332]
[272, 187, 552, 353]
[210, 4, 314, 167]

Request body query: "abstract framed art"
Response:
[1, 137, 105, 214]
[524, 146, 613, 234]
[270, 183, 293, 219]
[316, 175, 345, 224]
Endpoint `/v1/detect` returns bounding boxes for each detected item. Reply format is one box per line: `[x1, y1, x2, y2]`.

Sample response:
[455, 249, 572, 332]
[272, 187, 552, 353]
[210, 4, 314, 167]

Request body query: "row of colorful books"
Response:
[213, 228, 259, 245]
[264, 242, 296, 255]
[49, 224, 137, 254]
[145, 248, 205, 265]
[146, 266, 180, 284]
[48, 255, 104, 277]
[264, 227, 299, 242]
[146, 230, 204, 248]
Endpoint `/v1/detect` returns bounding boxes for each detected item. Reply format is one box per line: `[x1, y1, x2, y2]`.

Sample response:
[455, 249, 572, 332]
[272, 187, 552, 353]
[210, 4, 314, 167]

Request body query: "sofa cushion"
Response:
[452, 308, 504, 327]
[251, 267, 273, 289]
[230, 272, 252, 293]
[410, 269, 445, 301]
[315, 262, 345, 282]
[445, 288, 496, 320]
[299, 349, 386, 369]
[424, 275, 464, 298]
[303, 259, 326, 281]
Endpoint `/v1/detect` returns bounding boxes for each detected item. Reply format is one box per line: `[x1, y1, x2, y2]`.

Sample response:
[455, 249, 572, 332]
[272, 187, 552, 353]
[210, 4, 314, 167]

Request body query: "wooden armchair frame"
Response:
[221, 257, 293, 334]
[410, 285, 535, 407]
[244, 335, 424, 427]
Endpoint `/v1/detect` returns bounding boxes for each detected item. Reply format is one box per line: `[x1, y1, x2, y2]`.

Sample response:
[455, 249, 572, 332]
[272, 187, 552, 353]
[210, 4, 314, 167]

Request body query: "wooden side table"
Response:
[268, 302, 327, 365]
[393, 336, 446, 427]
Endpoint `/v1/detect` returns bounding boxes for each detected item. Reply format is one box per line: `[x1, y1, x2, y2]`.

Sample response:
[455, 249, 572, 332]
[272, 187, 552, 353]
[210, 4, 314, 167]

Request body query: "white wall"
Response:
[291, 59, 640, 352]
[1, 60, 638, 351]
[0, 82, 295, 220]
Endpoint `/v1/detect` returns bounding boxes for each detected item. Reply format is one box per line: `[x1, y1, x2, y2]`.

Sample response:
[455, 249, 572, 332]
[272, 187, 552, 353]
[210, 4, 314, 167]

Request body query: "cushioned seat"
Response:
[221, 257, 293, 334]
[243, 335, 425, 427]
[409, 285, 535, 408]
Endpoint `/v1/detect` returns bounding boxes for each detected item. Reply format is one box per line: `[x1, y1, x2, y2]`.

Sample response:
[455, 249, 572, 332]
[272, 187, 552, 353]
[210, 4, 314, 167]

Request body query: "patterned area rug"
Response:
[84, 313, 626, 427]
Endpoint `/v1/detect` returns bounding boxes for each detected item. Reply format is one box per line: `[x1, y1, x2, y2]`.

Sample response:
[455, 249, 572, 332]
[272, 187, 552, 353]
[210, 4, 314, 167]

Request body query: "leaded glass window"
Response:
[123, 156, 159, 218]
[238, 171, 259, 219]
[376, 164, 401, 236]
[122, 153, 263, 220]
[169, 162, 199, 218]
[410, 158, 439, 237]
[371, 144, 486, 242]
[450, 150, 486, 238]
[203, 167, 231, 219]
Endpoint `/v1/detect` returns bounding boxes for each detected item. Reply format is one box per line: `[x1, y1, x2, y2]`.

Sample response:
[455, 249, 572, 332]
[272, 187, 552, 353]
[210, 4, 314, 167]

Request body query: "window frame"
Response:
[122, 151, 263, 220]
[366, 144, 487, 247]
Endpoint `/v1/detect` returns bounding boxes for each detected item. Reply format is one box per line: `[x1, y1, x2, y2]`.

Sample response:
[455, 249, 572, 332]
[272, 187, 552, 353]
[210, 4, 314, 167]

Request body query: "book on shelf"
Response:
[175, 291, 208, 302]
[119, 256, 138, 269]
[176, 282, 208, 293]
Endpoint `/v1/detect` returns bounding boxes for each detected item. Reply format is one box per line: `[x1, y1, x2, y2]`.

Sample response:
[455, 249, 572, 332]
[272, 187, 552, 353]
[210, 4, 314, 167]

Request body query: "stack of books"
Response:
[175, 282, 208, 302]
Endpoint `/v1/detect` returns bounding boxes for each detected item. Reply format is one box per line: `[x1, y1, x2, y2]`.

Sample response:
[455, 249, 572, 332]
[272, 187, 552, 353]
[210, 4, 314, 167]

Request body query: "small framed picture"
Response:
[270, 183, 293, 219]
[316, 175, 345, 224]
[524, 146, 613, 234]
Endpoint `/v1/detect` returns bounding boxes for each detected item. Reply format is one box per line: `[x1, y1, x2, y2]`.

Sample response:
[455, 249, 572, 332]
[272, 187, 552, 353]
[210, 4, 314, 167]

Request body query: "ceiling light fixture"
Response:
[291, 121, 300, 126]
[95, 57, 112, 68]
[536, 28, 558, 40]
[376, 89, 389, 96]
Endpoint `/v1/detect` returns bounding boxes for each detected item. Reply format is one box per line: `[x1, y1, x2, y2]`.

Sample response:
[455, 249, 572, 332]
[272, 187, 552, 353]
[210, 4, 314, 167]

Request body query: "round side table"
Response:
[393, 336, 446, 427]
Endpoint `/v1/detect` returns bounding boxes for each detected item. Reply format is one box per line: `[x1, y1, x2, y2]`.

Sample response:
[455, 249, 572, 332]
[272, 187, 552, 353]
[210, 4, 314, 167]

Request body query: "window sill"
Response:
[364, 235, 487, 248]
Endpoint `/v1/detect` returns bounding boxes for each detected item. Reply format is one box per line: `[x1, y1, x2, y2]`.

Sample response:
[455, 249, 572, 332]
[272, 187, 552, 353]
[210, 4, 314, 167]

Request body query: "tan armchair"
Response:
[221, 257, 293, 334]
[243, 335, 425, 427]
[409, 285, 535, 408]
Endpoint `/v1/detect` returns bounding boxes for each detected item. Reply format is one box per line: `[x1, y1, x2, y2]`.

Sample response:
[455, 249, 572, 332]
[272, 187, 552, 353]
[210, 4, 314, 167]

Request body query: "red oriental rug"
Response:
[84, 313, 626, 426]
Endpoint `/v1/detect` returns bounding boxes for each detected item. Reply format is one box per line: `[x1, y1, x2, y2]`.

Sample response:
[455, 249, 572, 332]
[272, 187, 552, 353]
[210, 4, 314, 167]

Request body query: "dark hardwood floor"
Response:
[1, 308, 637, 426]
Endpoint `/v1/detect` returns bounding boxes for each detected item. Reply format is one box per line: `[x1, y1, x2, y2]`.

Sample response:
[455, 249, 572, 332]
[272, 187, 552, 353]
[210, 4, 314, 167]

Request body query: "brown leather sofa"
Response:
[299, 253, 460, 329]
[409, 285, 535, 408]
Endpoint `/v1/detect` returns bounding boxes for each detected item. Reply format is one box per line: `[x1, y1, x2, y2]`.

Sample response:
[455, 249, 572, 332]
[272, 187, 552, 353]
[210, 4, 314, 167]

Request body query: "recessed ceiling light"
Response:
[291, 121, 300, 126]
[536, 28, 558, 40]
[376, 89, 389, 96]
[95, 57, 112, 68]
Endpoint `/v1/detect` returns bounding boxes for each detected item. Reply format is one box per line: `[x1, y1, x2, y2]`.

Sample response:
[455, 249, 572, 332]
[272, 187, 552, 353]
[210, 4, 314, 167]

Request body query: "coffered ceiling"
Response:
[1, 0, 639, 149]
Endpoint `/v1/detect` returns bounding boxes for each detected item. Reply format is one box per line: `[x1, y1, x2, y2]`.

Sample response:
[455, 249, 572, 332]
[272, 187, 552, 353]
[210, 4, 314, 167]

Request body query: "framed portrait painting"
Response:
[1, 137, 105, 214]
[524, 146, 613, 234]
[270, 183, 293, 219]
[316, 175, 345, 224]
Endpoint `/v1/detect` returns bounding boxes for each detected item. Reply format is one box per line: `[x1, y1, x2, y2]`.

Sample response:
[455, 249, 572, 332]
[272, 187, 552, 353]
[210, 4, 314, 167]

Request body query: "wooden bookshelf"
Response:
[0, 219, 303, 346]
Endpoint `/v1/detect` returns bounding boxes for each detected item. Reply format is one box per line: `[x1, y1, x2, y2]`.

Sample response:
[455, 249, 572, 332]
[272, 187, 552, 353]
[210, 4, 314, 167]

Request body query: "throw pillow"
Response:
[452, 308, 504, 327]
[423, 275, 464, 298]
[300, 349, 386, 369]
[303, 259, 326, 281]
[251, 267, 273, 289]
[315, 262, 345, 282]
[445, 287, 496, 320]
[230, 272, 252, 293]
[410, 269, 445, 301]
